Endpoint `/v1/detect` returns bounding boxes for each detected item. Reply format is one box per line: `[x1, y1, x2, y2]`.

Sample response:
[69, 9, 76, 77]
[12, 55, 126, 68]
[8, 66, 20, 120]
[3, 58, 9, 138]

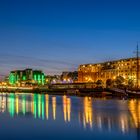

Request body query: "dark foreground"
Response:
[0, 92, 139, 140]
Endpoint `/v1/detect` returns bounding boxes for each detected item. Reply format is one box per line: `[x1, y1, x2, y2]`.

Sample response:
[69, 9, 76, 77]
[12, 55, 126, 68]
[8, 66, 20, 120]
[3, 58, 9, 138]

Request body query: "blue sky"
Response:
[0, 0, 140, 76]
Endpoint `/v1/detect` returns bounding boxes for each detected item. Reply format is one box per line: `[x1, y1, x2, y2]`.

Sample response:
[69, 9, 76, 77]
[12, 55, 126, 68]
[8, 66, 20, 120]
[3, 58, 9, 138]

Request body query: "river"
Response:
[0, 93, 139, 140]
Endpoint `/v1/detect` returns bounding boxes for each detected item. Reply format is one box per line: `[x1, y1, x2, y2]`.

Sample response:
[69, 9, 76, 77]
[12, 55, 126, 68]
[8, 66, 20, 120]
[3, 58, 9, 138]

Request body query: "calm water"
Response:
[0, 93, 139, 140]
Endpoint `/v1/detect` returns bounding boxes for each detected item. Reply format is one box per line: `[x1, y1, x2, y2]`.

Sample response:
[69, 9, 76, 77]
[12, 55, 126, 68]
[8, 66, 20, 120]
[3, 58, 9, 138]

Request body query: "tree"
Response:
[96, 80, 103, 87]
[115, 76, 125, 88]
[106, 79, 113, 88]
[128, 79, 134, 89]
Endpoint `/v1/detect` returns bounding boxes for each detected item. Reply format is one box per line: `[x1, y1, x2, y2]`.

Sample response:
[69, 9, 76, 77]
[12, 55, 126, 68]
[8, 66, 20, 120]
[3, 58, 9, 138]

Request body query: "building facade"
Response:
[61, 71, 78, 83]
[78, 58, 140, 87]
[9, 69, 45, 85]
[45, 75, 61, 84]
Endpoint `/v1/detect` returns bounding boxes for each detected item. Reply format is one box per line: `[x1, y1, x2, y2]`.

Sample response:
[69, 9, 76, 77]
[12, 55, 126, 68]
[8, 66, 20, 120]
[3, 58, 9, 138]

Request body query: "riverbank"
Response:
[0, 85, 140, 98]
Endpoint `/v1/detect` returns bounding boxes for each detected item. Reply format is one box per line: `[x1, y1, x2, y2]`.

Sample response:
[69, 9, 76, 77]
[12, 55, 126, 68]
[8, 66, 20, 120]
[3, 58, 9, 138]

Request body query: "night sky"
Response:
[0, 0, 140, 76]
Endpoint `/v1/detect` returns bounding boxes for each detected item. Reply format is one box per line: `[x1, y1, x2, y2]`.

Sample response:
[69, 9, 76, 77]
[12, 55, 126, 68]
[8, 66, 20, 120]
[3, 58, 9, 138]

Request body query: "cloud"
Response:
[0, 53, 78, 77]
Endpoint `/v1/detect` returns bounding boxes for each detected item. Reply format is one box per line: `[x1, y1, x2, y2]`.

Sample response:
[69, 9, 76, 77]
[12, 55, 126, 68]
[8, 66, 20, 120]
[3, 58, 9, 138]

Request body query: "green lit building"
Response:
[9, 69, 45, 85]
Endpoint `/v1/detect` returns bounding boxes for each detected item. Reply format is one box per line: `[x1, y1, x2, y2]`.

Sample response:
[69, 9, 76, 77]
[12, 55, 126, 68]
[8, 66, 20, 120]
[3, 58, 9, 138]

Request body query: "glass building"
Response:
[9, 69, 45, 85]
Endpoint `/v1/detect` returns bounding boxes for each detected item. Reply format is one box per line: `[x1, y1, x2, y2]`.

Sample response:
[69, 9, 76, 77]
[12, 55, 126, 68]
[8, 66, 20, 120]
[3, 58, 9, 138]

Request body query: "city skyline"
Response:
[0, 0, 140, 77]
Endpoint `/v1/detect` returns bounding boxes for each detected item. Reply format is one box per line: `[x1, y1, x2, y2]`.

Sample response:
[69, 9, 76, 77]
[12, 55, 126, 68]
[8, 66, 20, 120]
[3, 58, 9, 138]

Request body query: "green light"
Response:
[23, 76, 26, 81]
[9, 73, 16, 85]
[22, 95, 26, 115]
[38, 75, 41, 81]
[33, 94, 37, 118]
[38, 75, 41, 84]
[9, 93, 15, 117]
[34, 75, 37, 81]
[42, 75, 44, 85]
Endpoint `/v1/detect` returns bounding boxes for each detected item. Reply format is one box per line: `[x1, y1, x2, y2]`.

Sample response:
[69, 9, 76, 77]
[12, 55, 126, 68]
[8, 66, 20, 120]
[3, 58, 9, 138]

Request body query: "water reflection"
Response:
[52, 97, 56, 120]
[82, 97, 93, 129]
[45, 94, 49, 120]
[63, 95, 71, 122]
[128, 99, 140, 128]
[128, 99, 140, 139]
[0, 93, 139, 135]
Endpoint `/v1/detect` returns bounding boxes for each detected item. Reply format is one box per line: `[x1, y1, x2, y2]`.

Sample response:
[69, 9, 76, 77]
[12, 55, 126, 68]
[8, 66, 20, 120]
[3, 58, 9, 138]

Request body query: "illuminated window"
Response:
[9, 73, 16, 85]
[34, 75, 37, 81]
[23, 76, 26, 80]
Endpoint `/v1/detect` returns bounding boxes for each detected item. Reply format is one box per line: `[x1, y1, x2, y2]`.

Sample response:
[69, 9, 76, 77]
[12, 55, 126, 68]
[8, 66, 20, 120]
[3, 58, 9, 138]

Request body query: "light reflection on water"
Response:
[0, 93, 139, 140]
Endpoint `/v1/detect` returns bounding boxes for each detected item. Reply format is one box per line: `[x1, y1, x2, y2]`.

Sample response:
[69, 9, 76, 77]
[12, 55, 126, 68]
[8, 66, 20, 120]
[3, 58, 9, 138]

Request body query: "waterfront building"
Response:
[45, 75, 61, 84]
[9, 69, 45, 85]
[78, 57, 140, 87]
[61, 71, 78, 83]
[46, 72, 78, 84]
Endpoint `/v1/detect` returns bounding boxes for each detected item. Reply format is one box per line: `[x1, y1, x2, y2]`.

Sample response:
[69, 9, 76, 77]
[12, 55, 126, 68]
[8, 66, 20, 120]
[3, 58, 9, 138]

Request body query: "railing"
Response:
[0, 85, 33, 90]
[109, 88, 126, 94]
